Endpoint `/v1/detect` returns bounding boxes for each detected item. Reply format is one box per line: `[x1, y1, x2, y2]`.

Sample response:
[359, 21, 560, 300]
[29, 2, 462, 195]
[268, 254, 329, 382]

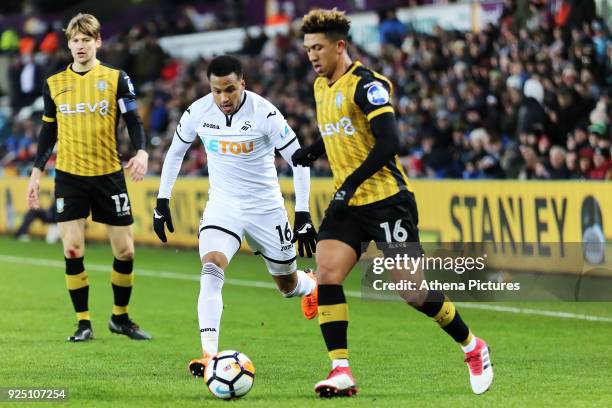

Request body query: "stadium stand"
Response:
[0, 0, 610, 180]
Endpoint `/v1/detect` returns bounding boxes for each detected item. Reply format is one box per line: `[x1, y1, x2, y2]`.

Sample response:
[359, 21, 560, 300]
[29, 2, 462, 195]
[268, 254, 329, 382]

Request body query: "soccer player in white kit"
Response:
[152, 56, 318, 377]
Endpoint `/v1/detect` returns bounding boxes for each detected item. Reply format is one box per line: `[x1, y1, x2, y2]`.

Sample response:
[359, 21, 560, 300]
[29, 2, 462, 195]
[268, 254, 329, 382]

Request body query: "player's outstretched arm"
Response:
[291, 137, 325, 167]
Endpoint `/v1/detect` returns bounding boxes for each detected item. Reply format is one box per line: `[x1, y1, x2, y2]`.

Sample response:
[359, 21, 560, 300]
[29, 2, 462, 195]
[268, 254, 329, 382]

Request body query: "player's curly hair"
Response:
[300, 8, 351, 41]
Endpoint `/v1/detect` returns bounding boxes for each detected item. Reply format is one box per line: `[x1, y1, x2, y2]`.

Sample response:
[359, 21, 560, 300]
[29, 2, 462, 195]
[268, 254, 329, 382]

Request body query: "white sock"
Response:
[282, 269, 316, 298]
[199, 262, 224, 356]
[461, 336, 477, 353]
[332, 359, 350, 369]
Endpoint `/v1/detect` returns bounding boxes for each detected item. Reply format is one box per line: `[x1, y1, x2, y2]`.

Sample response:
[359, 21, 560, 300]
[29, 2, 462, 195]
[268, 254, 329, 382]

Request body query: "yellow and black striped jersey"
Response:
[313, 61, 412, 206]
[42, 60, 136, 176]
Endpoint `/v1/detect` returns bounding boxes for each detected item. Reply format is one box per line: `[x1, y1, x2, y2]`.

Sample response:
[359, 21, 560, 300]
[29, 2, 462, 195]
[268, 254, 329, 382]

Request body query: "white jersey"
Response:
[160, 90, 302, 211]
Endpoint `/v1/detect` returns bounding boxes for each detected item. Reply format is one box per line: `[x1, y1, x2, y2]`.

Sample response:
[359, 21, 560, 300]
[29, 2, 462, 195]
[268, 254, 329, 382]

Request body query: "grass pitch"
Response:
[1, 236, 611, 407]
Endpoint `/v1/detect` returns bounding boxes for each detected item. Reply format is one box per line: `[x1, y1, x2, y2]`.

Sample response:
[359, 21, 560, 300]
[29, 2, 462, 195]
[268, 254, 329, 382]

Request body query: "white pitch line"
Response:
[2, 254, 612, 323]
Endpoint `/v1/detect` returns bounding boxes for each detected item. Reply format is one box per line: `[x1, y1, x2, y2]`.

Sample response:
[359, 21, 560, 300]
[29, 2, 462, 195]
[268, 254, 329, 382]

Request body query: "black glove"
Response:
[326, 182, 357, 219]
[292, 211, 317, 257]
[291, 145, 320, 167]
[153, 198, 174, 243]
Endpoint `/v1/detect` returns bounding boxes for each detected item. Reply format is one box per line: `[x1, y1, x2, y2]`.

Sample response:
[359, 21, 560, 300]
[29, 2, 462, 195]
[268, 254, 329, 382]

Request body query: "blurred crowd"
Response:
[0, 0, 611, 181]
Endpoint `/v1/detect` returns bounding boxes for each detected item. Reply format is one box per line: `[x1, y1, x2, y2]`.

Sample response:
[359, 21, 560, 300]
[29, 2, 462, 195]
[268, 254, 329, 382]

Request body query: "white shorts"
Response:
[198, 200, 297, 276]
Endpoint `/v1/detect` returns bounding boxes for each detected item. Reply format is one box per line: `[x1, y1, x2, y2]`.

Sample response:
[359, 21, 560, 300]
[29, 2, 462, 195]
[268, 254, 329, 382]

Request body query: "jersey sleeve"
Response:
[263, 105, 298, 152]
[116, 70, 138, 114]
[158, 105, 198, 198]
[174, 105, 199, 144]
[42, 80, 56, 123]
[353, 74, 395, 122]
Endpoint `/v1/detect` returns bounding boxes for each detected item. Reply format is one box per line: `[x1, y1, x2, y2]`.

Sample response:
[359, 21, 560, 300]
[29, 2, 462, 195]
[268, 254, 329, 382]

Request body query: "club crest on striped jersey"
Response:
[97, 79, 106, 92]
[335, 91, 344, 108]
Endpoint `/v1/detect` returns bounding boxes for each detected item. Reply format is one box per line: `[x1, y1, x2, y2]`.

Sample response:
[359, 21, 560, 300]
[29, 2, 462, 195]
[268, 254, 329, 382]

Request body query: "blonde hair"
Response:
[65, 13, 101, 40]
[301, 8, 351, 40]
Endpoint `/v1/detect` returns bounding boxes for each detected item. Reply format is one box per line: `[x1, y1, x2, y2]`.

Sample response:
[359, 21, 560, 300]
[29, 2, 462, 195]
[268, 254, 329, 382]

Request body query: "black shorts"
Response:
[318, 191, 422, 258]
[54, 170, 133, 226]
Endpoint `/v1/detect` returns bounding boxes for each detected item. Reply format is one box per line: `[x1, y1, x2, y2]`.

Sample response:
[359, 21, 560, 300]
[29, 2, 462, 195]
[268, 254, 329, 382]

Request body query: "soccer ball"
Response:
[203, 350, 255, 399]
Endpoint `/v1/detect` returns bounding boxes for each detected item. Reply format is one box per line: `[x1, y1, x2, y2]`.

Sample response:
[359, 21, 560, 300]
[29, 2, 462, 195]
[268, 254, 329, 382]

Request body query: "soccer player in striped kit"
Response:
[293, 8, 493, 397]
[27, 13, 151, 342]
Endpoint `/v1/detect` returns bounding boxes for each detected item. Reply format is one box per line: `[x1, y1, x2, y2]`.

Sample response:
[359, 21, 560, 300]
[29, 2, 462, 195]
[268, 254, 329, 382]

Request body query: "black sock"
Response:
[65, 257, 89, 321]
[318, 285, 349, 360]
[111, 258, 133, 316]
[111, 313, 130, 324]
[417, 290, 471, 343]
[78, 319, 92, 329]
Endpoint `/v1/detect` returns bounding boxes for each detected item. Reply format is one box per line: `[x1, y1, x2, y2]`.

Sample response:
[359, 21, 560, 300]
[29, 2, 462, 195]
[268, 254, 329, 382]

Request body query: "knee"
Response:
[115, 245, 134, 261]
[64, 244, 84, 259]
[200, 260, 225, 291]
[315, 256, 342, 285]
[275, 273, 297, 294]
[201, 252, 227, 270]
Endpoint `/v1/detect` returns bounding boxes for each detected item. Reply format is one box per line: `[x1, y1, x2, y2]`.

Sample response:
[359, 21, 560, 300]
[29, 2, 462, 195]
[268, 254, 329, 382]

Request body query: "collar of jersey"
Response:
[326, 61, 361, 88]
[67, 59, 100, 79]
[221, 91, 248, 127]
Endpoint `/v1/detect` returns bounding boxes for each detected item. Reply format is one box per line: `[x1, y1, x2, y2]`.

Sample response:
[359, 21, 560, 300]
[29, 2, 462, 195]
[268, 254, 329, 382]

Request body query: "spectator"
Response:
[576, 147, 594, 178]
[0, 2, 609, 182]
[517, 78, 547, 139]
[132, 35, 167, 84]
[518, 144, 539, 179]
[546, 145, 570, 179]
[378, 8, 406, 49]
[479, 133, 506, 179]
[588, 122, 607, 143]
[13, 203, 57, 242]
[566, 150, 579, 177]
[589, 148, 611, 179]
[8, 54, 43, 112]
[0, 28, 20, 54]
[432, 110, 453, 148]
[39, 26, 60, 54]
